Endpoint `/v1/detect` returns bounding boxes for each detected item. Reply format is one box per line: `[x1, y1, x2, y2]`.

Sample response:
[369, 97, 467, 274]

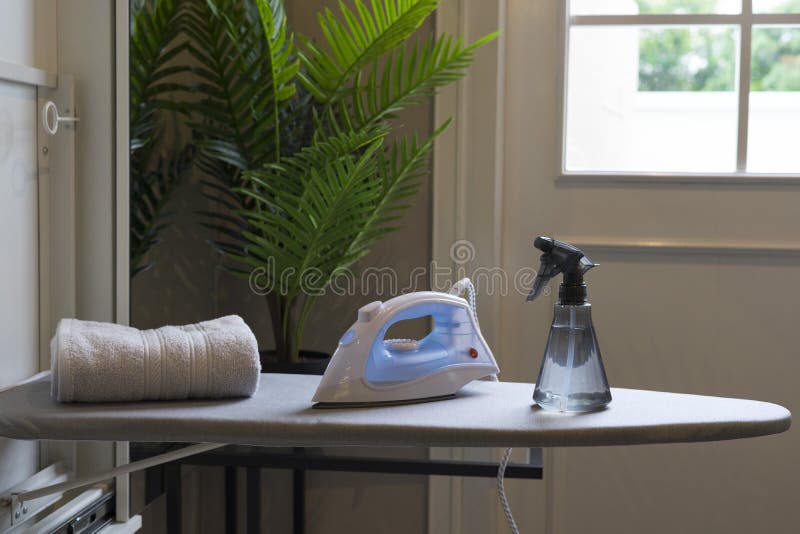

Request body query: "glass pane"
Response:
[571, 0, 741, 15]
[565, 26, 738, 173]
[748, 27, 800, 172]
[753, 0, 800, 13]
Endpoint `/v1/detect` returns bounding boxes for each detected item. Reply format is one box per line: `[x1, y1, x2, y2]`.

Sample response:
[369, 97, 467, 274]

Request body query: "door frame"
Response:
[114, 0, 131, 522]
[429, 1, 511, 533]
[115, 0, 130, 328]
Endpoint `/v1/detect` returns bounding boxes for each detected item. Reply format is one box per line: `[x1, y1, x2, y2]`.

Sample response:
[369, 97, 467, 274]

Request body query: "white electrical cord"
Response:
[450, 278, 478, 322]
[497, 446, 520, 534]
[449, 278, 519, 534]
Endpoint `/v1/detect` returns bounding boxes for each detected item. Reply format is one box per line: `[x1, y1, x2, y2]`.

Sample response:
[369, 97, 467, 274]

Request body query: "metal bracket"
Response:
[4, 443, 221, 515]
[0, 462, 70, 531]
[8, 495, 23, 528]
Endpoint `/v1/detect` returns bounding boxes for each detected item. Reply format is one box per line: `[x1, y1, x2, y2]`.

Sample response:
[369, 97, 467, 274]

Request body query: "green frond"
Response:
[184, 0, 296, 176]
[299, 0, 441, 105]
[235, 126, 387, 300]
[130, 0, 192, 277]
[346, 119, 449, 255]
[130, 143, 195, 276]
[130, 0, 188, 162]
[184, 0, 303, 271]
[353, 31, 499, 127]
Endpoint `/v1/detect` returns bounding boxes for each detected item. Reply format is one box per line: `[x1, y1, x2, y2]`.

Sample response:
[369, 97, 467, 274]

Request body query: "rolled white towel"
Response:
[50, 315, 261, 402]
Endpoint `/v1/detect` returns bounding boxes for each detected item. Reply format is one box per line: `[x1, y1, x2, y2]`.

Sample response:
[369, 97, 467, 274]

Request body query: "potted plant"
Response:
[180, 0, 496, 365]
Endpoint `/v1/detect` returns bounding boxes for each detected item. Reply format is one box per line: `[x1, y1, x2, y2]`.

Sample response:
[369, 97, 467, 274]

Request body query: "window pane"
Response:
[748, 27, 800, 172]
[570, 0, 741, 16]
[753, 0, 800, 13]
[565, 26, 738, 173]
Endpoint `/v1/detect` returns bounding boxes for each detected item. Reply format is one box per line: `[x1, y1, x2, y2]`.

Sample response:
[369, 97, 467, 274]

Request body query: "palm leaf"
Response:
[236, 127, 387, 359]
[184, 0, 306, 269]
[130, 0, 192, 276]
[344, 119, 449, 259]
[351, 32, 498, 127]
[184, 0, 297, 172]
[298, 0, 440, 105]
[130, 0, 188, 165]
[236, 125, 388, 299]
[130, 143, 195, 276]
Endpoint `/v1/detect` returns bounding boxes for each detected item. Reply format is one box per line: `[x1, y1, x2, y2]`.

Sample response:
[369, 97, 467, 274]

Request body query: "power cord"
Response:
[497, 446, 520, 534]
[450, 278, 519, 534]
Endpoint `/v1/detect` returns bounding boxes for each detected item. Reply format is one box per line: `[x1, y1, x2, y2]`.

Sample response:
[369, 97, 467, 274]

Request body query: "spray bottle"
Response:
[527, 236, 611, 412]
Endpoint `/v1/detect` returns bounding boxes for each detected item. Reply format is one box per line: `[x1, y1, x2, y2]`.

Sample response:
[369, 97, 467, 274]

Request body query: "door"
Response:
[0, 0, 57, 495]
[0, 0, 122, 528]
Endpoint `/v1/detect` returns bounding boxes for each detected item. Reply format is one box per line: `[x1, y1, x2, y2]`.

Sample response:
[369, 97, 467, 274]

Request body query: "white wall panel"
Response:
[0, 0, 57, 73]
[0, 0, 56, 496]
[58, 0, 115, 323]
[0, 81, 39, 493]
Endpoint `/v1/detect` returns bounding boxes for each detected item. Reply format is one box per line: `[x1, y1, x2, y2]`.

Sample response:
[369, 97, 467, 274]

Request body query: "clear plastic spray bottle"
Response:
[527, 237, 611, 413]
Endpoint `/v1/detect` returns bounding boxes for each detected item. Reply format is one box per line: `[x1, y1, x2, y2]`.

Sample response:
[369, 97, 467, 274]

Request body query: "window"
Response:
[563, 0, 800, 175]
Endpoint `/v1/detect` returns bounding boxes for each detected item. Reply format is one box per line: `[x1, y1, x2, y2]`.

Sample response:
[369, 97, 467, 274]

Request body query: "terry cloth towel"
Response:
[50, 315, 261, 403]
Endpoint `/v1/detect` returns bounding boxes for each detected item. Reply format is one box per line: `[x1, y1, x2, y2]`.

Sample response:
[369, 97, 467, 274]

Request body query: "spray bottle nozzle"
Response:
[526, 237, 596, 303]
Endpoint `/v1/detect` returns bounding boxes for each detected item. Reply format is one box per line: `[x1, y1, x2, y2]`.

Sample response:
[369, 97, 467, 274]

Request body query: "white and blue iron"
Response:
[313, 280, 499, 407]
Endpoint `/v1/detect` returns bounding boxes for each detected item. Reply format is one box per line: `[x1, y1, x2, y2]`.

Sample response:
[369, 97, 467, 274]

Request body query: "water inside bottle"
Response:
[533, 304, 611, 412]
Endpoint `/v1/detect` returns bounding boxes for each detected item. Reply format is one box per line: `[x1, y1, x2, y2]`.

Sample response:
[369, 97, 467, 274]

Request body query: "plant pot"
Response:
[259, 349, 331, 376]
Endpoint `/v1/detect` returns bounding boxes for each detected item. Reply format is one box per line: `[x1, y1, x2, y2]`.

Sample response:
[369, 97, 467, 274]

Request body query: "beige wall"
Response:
[130, 1, 434, 532]
[500, 1, 800, 532]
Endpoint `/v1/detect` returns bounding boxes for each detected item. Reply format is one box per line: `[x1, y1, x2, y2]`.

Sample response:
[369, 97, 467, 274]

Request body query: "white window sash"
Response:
[570, 14, 800, 26]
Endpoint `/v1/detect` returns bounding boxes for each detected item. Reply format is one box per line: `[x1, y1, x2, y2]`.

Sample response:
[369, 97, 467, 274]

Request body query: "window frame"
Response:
[557, 0, 800, 185]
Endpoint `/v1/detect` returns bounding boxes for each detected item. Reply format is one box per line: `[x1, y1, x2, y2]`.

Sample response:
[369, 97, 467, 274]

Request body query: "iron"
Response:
[312, 288, 499, 407]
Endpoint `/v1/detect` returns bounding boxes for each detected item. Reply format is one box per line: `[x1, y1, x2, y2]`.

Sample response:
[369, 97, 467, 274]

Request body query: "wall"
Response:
[500, 1, 800, 533]
[130, 1, 434, 532]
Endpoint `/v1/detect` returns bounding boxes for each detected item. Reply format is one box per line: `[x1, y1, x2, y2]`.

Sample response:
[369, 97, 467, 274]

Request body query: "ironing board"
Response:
[0, 372, 790, 447]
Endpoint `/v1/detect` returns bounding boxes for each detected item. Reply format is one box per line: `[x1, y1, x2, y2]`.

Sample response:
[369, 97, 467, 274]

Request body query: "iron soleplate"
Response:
[312, 393, 456, 409]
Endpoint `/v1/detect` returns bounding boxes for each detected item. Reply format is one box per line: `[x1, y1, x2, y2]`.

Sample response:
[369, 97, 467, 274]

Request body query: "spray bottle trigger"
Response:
[526, 255, 561, 302]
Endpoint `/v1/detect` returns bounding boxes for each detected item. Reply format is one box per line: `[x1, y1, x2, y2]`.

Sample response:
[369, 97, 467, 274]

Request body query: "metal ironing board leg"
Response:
[247, 467, 261, 533]
[149, 445, 542, 533]
[165, 463, 182, 533]
[225, 466, 237, 533]
[293, 448, 306, 534]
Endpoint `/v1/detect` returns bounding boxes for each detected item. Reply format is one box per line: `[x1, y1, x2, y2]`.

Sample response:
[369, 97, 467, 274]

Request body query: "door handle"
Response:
[42, 100, 80, 135]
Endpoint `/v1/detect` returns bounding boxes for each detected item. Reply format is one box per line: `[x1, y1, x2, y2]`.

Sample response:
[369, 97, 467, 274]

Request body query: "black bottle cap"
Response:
[559, 270, 588, 305]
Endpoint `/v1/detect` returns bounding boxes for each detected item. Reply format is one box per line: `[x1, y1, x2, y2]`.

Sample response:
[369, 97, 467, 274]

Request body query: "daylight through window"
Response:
[564, 0, 800, 174]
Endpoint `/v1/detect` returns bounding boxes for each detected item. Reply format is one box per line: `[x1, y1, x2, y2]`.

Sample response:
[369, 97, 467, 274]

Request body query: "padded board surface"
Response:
[0, 372, 790, 447]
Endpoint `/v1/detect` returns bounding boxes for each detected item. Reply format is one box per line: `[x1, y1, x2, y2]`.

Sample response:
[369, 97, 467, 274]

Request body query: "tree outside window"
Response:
[637, 0, 800, 91]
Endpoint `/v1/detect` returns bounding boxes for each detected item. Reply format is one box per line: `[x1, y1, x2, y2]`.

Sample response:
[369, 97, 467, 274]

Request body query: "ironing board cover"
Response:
[0, 372, 789, 447]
